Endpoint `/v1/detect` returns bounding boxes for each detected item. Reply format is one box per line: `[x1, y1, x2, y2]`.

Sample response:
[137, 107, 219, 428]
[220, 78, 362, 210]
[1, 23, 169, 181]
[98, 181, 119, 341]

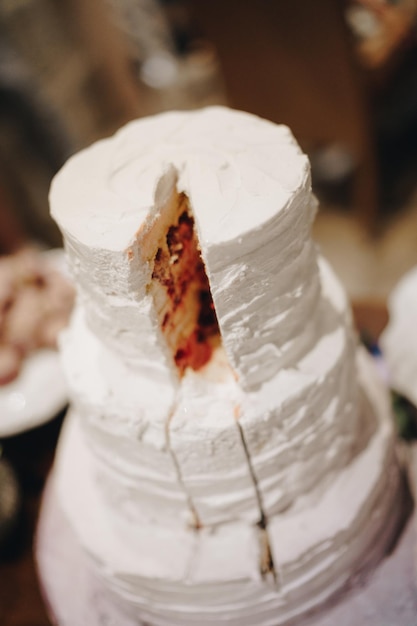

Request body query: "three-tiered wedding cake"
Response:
[50, 107, 401, 625]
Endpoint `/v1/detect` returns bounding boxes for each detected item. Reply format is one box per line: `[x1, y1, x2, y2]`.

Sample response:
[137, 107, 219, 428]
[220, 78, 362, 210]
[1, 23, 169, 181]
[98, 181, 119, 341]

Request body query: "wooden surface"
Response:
[0, 302, 390, 626]
[353, 298, 389, 342]
[185, 0, 379, 227]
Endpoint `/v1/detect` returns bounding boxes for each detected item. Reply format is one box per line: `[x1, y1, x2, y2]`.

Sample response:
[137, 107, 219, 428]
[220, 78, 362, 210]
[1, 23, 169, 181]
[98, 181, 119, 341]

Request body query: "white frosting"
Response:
[54, 349, 400, 626]
[58, 257, 360, 528]
[50, 107, 317, 389]
[50, 107, 401, 625]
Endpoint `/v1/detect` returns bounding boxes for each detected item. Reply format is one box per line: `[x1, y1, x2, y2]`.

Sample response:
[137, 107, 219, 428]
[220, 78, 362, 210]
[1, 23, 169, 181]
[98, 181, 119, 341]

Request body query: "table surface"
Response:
[0, 300, 394, 626]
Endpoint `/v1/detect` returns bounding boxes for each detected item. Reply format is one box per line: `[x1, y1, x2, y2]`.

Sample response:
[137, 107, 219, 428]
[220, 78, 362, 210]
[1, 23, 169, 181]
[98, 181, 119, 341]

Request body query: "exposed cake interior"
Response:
[147, 188, 221, 375]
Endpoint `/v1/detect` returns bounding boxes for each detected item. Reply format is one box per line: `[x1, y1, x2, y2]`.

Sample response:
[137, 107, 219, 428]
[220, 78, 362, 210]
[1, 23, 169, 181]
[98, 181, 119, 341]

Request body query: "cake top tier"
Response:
[50, 106, 310, 253]
[50, 107, 319, 388]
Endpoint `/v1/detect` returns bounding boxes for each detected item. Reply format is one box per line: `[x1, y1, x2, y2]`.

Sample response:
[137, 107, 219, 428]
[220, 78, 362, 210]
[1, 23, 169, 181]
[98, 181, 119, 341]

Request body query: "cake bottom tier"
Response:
[53, 351, 404, 626]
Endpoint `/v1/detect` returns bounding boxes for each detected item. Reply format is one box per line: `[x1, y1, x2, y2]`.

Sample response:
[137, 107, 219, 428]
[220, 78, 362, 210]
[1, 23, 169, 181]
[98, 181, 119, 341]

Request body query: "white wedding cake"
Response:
[50, 107, 402, 625]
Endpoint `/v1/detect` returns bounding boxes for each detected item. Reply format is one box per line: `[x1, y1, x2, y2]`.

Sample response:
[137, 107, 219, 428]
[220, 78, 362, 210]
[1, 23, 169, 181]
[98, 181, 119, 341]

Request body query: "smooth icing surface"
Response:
[50, 107, 401, 625]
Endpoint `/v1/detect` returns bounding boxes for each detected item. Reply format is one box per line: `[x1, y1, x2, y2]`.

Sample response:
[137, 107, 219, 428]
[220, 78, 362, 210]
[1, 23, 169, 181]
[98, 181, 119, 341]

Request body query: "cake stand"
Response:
[36, 472, 417, 626]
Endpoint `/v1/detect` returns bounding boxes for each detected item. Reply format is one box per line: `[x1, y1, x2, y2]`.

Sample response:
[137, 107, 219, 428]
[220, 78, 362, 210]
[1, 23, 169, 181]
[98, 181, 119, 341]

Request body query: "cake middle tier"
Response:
[59, 257, 362, 528]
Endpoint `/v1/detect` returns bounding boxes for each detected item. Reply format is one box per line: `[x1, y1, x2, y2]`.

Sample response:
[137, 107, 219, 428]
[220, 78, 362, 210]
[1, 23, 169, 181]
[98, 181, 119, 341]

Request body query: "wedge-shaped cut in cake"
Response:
[49, 107, 404, 626]
[146, 187, 221, 375]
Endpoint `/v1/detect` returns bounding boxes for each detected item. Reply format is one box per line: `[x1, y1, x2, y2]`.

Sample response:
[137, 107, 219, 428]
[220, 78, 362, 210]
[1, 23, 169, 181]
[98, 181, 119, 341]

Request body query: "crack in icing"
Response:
[235, 415, 279, 584]
[149, 186, 272, 538]
[166, 405, 202, 530]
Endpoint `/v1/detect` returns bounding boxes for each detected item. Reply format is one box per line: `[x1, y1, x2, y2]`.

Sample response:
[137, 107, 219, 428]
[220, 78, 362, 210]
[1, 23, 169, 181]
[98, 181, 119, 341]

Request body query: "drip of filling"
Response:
[151, 193, 221, 375]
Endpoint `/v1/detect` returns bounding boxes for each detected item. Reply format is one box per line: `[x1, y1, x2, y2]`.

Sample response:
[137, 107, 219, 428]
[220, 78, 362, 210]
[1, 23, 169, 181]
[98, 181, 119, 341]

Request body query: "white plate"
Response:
[381, 266, 417, 406]
[0, 349, 68, 437]
[0, 249, 70, 438]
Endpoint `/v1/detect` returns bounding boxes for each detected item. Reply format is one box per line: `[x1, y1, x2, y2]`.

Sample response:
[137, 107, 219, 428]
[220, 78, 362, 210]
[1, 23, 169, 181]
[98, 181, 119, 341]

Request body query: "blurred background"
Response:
[1, 0, 417, 300]
[2, 3, 417, 624]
